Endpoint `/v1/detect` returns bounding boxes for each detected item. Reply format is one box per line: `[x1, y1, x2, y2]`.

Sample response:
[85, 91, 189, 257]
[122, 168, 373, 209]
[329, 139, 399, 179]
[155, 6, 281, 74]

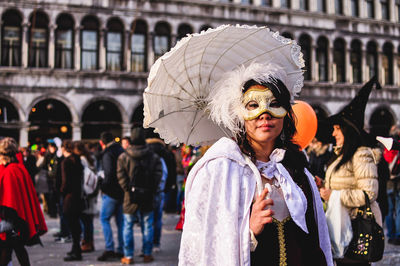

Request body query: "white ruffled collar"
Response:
[251, 148, 309, 233]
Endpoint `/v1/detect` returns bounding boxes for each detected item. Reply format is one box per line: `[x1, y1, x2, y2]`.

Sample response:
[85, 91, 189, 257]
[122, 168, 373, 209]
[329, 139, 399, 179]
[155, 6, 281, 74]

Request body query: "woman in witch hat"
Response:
[319, 77, 383, 265]
[179, 61, 333, 266]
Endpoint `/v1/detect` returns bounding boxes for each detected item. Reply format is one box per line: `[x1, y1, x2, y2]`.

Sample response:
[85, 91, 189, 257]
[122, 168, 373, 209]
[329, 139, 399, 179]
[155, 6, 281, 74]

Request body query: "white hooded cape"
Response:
[178, 137, 333, 266]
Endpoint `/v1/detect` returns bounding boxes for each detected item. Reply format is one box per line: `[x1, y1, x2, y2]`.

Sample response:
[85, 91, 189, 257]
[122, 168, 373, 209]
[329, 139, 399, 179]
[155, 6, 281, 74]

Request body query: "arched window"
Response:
[382, 42, 393, 85]
[367, 41, 378, 79]
[241, 0, 253, 4]
[55, 14, 74, 69]
[199, 25, 212, 33]
[0, 98, 20, 141]
[281, 32, 293, 39]
[131, 20, 147, 72]
[351, 0, 359, 16]
[381, 0, 390, 20]
[335, 0, 343, 15]
[261, 0, 272, 5]
[177, 23, 193, 42]
[316, 37, 328, 82]
[106, 18, 124, 71]
[366, 0, 375, 18]
[81, 16, 99, 70]
[317, 0, 326, 12]
[299, 34, 311, 80]
[82, 100, 122, 139]
[28, 10, 48, 68]
[350, 40, 362, 83]
[154, 22, 170, 61]
[1, 10, 22, 67]
[281, 0, 291, 8]
[333, 38, 345, 83]
[29, 99, 72, 143]
[369, 107, 394, 137]
[299, 0, 309, 10]
[131, 103, 144, 128]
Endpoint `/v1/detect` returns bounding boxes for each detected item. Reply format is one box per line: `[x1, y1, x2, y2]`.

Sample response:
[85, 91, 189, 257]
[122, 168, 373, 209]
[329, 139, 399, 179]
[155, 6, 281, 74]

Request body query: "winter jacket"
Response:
[325, 146, 382, 225]
[117, 144, 162, 214]
[60, 153, 84, 215]
[100, 142, 124, 201]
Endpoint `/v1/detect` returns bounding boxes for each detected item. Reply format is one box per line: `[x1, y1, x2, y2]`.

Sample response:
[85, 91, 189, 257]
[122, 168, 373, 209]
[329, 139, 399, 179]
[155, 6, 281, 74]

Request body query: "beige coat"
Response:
[325, 146, 382, 226]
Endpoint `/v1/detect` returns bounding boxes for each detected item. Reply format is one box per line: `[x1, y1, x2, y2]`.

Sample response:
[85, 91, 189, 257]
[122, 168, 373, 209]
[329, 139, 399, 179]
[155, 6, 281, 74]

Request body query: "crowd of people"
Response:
[0, 127, 197, 265]
[2, 96, 400, 266]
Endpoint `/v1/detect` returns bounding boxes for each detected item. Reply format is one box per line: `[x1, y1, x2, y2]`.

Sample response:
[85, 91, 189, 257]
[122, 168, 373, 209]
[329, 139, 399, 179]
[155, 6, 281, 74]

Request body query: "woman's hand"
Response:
[250, 188, 274, 236]
[319, 187, 332, 202]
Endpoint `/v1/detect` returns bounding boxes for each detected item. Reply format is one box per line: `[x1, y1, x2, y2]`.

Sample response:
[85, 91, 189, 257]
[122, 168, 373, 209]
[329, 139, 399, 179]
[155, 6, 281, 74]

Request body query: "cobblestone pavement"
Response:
[11, 210, 400, 266]
[13, 212, 181, 266]
[372, 239, 400, 266]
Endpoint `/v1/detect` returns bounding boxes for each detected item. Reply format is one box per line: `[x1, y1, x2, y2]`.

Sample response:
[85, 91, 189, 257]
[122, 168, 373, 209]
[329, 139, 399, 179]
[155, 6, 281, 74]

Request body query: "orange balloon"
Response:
[292, 100, 318, 150]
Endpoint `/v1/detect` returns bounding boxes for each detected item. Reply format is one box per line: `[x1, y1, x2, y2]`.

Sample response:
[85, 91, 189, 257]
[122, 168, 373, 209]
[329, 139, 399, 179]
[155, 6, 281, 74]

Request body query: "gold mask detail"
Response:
[242, 85, 287, 121]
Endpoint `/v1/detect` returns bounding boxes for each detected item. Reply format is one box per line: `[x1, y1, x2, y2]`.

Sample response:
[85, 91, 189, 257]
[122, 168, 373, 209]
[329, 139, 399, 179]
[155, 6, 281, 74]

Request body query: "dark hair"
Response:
[62, 140, 74, 153]
[237, 78, 307, 170]
[334, 122, 363, 171]
[74, 141, 94, 167]
[48, 142, 57, 148]
[131, 127, 146, 145]
[100, 131, 114, 145]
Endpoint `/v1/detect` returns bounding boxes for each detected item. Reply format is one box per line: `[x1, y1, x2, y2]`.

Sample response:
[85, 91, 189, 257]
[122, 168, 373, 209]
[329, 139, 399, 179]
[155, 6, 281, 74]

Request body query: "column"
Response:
[74, 26, 81, 70]
[122, 123, 131, 137]
[309, 0, 317, 12]
[171, 33, 177, 49]
[394, 52, 399, 85]
[361, 48, 367, 82]
[22, 23, 29, 68]
[291, 0, 299, 9]
[345, 46, 351, 83]
[327, 0, 335, 14]
[19, 122, 29, 147]
[125, 30, 131, 72]
[253, 0, 263, 6]
[99, 28, 106, 71]
[377, 46, 383, 84]
[272, 0, 280, 8]
[358, 0, 365, 18]
[343, 0, 351, 16]
[72, 123, 81, 141]
[375, 0, 381, 20]
[390, 0, 396, 22]
[48, 24, 55, 68]
[311, 44, 318, 82]
[327, 42, 333, 82]
[147, 31, 154, 71]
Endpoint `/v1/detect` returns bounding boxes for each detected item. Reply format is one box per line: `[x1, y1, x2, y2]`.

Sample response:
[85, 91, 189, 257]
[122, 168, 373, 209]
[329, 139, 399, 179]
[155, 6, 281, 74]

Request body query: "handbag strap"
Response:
[358, 191, 374, 219]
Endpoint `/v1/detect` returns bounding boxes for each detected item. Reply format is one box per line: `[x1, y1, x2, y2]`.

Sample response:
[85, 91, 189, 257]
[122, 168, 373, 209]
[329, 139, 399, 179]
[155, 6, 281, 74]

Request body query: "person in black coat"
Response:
[97, 132, 125, 261]
[60, 140, 84, 261]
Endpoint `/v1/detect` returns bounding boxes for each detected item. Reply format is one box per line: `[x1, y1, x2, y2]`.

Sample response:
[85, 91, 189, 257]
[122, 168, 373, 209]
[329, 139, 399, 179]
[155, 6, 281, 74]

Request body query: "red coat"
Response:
[0, 162, 47, 243]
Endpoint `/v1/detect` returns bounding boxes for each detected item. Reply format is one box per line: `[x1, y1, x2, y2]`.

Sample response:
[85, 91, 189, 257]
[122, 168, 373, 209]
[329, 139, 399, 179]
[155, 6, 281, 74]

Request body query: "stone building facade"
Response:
[0, 0, 399, 146]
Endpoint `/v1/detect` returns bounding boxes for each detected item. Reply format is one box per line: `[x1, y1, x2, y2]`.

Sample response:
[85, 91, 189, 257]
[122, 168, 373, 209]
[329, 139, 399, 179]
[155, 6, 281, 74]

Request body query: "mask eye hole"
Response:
[269, 100, 281, 108]
[245, 101, 259, 110]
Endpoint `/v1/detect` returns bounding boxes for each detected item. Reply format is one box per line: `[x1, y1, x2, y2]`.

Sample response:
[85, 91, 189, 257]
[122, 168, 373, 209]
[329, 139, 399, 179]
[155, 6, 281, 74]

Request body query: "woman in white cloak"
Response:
[178, 62, 333, 266]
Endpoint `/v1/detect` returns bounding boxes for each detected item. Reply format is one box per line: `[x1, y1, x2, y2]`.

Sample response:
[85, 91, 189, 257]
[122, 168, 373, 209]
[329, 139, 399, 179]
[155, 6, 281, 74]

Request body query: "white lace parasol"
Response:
[143, 24, 304, 145]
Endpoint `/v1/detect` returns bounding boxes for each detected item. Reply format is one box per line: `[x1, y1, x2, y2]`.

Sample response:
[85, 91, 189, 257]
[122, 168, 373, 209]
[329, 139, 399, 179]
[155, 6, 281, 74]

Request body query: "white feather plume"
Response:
[207, 62, 289, 136]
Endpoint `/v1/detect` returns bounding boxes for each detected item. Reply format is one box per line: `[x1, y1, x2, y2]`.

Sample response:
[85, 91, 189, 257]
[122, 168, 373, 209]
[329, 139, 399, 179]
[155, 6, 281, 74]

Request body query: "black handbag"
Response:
[345, 191, 385, 262]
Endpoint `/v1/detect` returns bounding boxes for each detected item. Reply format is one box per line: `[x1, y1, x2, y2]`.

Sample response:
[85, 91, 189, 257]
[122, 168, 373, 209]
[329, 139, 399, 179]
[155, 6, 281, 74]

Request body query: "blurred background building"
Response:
[0, 0, 399, 146]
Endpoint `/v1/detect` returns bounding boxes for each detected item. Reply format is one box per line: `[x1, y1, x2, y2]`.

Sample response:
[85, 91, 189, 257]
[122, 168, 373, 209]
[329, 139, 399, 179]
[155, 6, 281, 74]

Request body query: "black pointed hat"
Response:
[327, 76, 381, 138]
